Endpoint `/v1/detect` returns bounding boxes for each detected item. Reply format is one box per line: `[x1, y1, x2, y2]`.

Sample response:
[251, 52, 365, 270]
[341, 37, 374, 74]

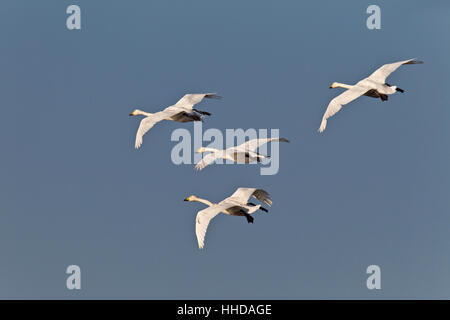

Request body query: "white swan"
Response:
[318, 58, 423, 133]
[129, 93, 221, 148]
[195, 137, 290, 171]
[184, 188, 272, 249]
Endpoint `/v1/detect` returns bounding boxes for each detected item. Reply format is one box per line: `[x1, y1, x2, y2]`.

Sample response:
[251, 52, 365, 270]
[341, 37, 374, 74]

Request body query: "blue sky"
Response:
[0, 0, 449, 299]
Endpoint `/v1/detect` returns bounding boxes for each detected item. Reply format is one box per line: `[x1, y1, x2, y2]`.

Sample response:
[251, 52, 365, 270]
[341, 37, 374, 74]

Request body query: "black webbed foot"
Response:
[193, 109, 211, 116]
[247, 202, 268, 213]
[379, 94, 388, 101]
[244, 214, 254, 223]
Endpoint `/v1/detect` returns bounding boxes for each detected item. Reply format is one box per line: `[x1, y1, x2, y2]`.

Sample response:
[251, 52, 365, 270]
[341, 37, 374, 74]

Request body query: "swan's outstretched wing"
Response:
[134, 108, 181, 149]
[229, 187, 272, 206]
[318, 86, 368, 133]
[236, 138, 290, 152]
[175, 93, 222, 110]
[367, 58, 423, 83]
[195, 153, 220, 171]
[195, 203, 233, 249]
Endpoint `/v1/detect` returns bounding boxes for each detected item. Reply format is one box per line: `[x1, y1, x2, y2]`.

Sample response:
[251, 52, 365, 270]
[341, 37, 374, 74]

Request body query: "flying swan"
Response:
[318, 58, 423, 133]
[195, 137, 290, 171]
[184, 187, 272, 249]
[129, 93, 221, 148]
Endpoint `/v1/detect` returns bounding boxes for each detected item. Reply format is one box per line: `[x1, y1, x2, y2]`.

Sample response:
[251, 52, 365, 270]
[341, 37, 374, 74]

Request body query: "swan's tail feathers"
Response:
[396, 87, 405, 93]
[318, 118, 327, 133]
[205, 94, 223, 100]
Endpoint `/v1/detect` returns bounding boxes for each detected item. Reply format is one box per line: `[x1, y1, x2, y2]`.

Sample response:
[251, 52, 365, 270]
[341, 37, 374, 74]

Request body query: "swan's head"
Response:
[184, 195, 199, 202]
[196, 147, 207, 153]
[329, 82, 339, 89]
[129, 109, 145, 116]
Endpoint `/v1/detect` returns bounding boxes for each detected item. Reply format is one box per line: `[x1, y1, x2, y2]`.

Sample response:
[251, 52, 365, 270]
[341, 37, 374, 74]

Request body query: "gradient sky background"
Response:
[0, 0, 449, 299]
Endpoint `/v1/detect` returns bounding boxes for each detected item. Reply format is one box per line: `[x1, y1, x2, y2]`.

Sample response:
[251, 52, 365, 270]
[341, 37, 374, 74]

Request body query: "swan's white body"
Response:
[319, 58, 423, 133]
[195, 137, 290, 171]
[184, 188, 272, 249]
[130, 93, 221, 148]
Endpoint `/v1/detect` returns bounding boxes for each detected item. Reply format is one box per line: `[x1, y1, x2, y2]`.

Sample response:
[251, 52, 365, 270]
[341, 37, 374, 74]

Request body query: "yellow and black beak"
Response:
[129, 112, 134, 116]
[184, 197, 190, 202]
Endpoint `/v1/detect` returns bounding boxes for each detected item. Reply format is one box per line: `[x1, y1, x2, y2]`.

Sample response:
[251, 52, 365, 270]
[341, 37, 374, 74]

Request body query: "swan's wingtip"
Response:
[134, 139, 143, 149]
[206, 93, 223, 100]
[407, 58, 424, 65]
[318, 120, 327, 133]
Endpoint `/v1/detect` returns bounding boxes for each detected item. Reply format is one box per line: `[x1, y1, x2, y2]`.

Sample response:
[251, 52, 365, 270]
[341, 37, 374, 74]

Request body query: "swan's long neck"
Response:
[194, 197, 215, 207]
[334, 82, 354, 90]
[135, 109, 153, 117]
[202, 147, 220, 153]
